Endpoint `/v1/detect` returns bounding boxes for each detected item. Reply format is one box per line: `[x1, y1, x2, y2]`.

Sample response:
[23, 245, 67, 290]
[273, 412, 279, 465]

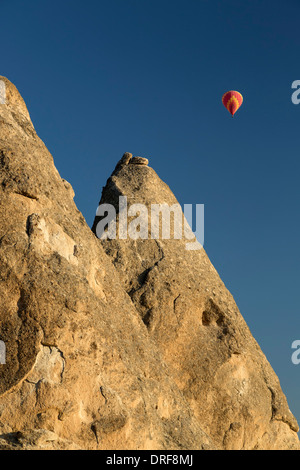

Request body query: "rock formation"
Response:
[92, 155, 300, 450]
[0, 76, 298, 450]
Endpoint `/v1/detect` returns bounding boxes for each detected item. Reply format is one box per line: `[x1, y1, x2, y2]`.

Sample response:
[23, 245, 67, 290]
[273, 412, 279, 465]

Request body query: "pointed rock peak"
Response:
[112, 152, 149, 176]
[112, 152, 132, 175]
[0, 76, 31, 121]
[92, 153, 300, 450]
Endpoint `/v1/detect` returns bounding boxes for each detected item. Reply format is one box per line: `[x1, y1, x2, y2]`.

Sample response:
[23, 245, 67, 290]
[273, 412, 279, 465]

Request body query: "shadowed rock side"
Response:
[92, 153, 300, 450]
[0, 77, 215, 450]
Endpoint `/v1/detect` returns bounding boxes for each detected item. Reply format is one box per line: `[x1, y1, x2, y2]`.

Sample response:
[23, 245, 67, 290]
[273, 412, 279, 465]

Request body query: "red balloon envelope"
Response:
[222, 90, 243, 117]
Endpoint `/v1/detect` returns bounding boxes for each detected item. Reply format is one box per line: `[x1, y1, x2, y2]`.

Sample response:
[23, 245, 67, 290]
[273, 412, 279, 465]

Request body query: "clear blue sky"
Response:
[1, 0, 300, 428]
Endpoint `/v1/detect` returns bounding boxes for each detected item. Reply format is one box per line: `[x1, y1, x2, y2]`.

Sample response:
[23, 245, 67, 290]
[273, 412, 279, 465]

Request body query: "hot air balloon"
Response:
[222, 90, 243, 117]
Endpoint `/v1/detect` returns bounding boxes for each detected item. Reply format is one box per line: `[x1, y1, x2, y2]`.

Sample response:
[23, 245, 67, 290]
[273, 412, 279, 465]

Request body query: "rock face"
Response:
[0, 76, 298, 450]
[0, 77, 213, 450]
[92, 154, 300, 450]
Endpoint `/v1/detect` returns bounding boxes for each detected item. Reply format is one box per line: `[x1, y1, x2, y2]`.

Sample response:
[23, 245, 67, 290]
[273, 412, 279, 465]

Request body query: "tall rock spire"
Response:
[0, 78, 214, 450]
[93, 153, 299, 450]
[0, 76, 298, 450]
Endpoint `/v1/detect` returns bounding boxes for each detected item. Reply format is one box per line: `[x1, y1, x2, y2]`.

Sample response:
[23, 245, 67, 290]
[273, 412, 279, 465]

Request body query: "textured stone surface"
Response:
[0, 77, 214, 450]
[0, 76, 298, 450]
[92, 154, 300, 450]
[130, 157, 149, 166]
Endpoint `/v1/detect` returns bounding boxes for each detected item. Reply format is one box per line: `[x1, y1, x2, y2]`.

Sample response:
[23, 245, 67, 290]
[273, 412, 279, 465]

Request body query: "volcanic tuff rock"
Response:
[0, 76, 298, 450]
[93, 156, 300, 450]
[0, 77, 214, 451]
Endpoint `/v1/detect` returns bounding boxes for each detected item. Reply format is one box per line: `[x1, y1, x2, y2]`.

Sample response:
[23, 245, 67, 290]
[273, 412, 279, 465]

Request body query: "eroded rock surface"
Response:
[92, 152, 300, 450]
[0, 76, 298, 450]
[0, 77, 213, 450]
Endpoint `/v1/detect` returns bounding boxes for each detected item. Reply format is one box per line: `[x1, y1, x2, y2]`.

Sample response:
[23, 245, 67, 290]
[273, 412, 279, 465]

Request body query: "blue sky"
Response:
[1, 0, 300, 427]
